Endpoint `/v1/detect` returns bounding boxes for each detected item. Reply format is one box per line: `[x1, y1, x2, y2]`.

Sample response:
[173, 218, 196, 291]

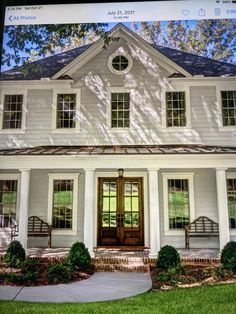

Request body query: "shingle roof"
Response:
[153, 45, 236, 77]
[0, 44, 92, 80]
[0, 145, 236, 155]
[1, 24, 236, 80]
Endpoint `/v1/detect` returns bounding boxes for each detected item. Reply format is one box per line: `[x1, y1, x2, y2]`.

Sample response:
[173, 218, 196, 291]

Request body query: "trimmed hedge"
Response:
[45, 263, 73, 284]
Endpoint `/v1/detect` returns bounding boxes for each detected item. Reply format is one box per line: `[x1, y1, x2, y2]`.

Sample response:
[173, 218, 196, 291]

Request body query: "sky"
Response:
[1, 19, 236, 72]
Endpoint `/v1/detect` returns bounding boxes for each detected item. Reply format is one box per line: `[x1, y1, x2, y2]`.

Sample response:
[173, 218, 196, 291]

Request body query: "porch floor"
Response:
[0, 247, 220, 261]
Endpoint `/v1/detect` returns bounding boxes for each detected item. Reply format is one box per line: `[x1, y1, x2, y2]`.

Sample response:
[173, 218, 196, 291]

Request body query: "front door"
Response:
[97, 177, 144, 246]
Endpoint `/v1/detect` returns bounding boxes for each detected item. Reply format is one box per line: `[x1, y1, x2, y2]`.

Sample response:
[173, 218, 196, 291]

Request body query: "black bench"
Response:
[11, 216, 52, 248]
[185, 216, 219, 249]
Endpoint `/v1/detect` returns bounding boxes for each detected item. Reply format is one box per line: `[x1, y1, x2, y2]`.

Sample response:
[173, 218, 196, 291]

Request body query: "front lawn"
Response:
[0, 284, 236, 314]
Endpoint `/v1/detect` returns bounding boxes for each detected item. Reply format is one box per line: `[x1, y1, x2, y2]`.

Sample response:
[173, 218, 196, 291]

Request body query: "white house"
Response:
[0, 24, 236, 258]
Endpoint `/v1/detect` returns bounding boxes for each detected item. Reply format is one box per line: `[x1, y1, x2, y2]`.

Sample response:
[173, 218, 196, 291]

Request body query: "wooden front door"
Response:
[97, 177, 144, 246]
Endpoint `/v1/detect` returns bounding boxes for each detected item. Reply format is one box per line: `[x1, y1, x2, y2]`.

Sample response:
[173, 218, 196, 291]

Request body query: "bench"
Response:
[185, 216, 219, 249]
[11, 216, 52, 248]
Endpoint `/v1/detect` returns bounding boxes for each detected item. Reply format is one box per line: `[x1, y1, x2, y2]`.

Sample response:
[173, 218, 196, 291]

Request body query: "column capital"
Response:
[19, 168, 31, 173]
[147, 168, 160, 172]
[84, 168, 95, 172]
[215, 167, 228, 172]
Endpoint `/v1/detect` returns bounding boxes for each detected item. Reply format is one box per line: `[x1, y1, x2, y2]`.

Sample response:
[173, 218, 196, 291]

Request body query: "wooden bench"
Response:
[11, 216, 52, 248]
[185, 216, 219, 249]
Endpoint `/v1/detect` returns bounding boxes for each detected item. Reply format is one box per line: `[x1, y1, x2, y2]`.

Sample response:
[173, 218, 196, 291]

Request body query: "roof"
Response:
[0, 145, 236, 156]
[1, 24, 236, 80]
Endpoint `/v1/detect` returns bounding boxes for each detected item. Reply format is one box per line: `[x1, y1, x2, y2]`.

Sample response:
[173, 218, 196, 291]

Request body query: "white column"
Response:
[216, 168, 230, 250]
[18, 169, 31, 249]
[83, 169, 95, 257]
[148, 168, 160, 258]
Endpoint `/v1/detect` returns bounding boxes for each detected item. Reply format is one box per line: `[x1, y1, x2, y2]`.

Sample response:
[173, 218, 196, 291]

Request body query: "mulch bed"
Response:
[150, 264, 236, 290]
[0, 259, 94, 286]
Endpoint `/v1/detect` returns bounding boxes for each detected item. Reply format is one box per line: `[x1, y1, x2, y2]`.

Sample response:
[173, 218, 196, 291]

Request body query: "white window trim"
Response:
[0, 89, 27, 134]
[226, 172, 236, 235]
[162, 172, 195, 236]
[47, 173, 80, 235]
[0, 173, 21, 223]
[161, 87, 191, 130]
[51, 88, 81, 133]
[107, 87, 133, 131]
[108, 51, 133, 76]
[216, 87, 236, 131]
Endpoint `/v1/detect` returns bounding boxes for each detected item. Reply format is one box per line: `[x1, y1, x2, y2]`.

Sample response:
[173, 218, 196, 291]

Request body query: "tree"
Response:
[2, 23, 109, 68]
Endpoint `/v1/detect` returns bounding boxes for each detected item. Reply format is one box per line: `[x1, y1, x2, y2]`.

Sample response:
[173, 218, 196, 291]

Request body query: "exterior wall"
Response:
[27, 169, 84, 248]
[159, 169, 219, 248]
[0, 39, 236, 148]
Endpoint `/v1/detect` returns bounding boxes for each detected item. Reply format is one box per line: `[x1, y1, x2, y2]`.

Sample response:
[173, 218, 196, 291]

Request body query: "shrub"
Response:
[21, 258, 40, 274]
[220, 241, 236, 271]
[4, 241, 26, 268]
[45, 263, 72, 284]
[4, 272, 38, 285]
[156, 245, 180, 270]
[67, 242, 91, 270]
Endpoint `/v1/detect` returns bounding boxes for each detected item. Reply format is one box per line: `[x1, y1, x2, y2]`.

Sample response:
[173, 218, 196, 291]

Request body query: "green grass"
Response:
[1, 284, 236, 314]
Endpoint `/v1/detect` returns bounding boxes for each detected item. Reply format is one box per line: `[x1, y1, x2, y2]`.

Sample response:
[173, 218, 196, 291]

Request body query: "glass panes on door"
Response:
[124, 181, 139, 227]
[102, 181, 117, 227]
[52, 180, 73, 229]
[0, 180, 17, 227]
[227, 179, 236, 228]
[168, 179, 190, 229]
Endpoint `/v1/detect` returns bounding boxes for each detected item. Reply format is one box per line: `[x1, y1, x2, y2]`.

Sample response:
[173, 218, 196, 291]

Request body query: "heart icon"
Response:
[182, 9, 190, 16]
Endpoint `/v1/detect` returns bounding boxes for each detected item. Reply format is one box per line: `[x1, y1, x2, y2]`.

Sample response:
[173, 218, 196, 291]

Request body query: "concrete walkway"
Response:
[0, 272, 152, 303]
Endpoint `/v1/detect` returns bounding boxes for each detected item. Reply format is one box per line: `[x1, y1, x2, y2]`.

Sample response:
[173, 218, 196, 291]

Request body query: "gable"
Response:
[53, 24, 191, 79]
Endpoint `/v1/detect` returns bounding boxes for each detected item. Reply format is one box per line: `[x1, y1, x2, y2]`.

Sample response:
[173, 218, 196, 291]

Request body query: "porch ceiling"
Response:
[0, 145, 236, 156]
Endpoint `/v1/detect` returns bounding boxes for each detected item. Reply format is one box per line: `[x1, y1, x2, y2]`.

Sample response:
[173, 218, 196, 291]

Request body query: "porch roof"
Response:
[0, 145, 236, 156]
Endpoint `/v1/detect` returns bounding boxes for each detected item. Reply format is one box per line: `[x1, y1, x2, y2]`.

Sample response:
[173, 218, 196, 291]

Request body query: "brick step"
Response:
[93, 257, 149, 265]
[94, 263, 150, 272]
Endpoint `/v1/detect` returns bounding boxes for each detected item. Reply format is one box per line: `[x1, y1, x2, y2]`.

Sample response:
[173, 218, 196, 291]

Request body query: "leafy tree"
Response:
[2, 23, 109, 67]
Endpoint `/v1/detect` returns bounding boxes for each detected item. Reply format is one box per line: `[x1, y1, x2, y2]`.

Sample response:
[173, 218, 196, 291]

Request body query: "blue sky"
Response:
[1, 20, 235, 72]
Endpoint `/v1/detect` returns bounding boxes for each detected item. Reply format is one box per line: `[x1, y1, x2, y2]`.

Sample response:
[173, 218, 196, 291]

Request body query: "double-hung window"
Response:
[221, 91, 236, 127]
[163, 173, 195, 234]
[48, 174, 79, 234]
[227, 178, 236, 229]
[111, 92, 130, 128]
[2, 95, 23, 129]
[166, 91, 186, 127]
[57, 94, 76, 128]
[0, 175, 19, 228]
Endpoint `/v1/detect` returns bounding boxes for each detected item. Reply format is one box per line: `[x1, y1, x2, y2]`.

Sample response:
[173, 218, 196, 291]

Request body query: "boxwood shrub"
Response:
[157, 245, 180, 270]
[67, 242, 91, 270]
[45, 263, 73, 284]
[220, 241, 236, 271]
[4, 240, 26, 268]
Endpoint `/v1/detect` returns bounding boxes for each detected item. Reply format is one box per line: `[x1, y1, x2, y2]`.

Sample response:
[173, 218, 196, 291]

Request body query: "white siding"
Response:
[0, 39, 235, 148]
[159, 169, 219, 249]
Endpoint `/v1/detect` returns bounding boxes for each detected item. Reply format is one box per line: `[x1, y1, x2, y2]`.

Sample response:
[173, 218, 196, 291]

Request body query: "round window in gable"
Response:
[108, 52, 133, 75]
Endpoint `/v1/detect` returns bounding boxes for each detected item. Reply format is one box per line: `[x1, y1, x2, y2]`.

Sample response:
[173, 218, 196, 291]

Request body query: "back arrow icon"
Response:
[8, 15, 13, 21]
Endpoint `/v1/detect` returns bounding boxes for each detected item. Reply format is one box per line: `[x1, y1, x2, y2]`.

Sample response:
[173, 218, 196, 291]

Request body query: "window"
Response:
[111, 93, 130, 128]
[48, 174, 79, 234]
[57, 94, 76, 128]
[108, 52, 133, 75]
[168, 179, 190, 229]
[112, 55, 129, 71]
[227, 178, 236, 228]
[2, 95, 23, 129]
[0, 180, 18, 227]
[166, 91, 186, 127]
[52, 180, 73, 229]
[163, 173, 195, 234]
[221, 91, 236, 126]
